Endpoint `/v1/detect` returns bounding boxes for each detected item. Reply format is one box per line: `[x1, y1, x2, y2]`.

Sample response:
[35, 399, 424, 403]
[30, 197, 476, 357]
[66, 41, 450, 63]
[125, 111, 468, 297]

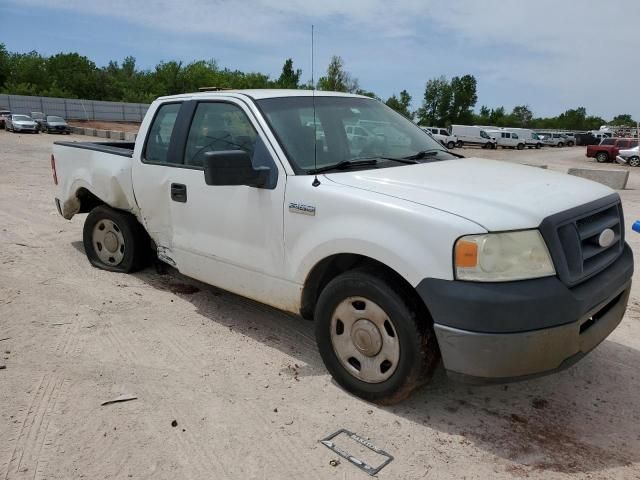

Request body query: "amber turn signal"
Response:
[455, 240, 478, 268]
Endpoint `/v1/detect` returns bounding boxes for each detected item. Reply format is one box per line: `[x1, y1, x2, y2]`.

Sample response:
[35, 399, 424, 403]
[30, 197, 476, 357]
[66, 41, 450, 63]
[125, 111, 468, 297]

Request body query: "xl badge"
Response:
[289, 202, 316, 216]
[598, 228, 615, 248]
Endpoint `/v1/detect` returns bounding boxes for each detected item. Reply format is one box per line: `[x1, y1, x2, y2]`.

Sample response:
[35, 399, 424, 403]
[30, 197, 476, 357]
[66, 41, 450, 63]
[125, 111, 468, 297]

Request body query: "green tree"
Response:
[385, 89, 413, 119]
[0, 43, 9, 89]
[46, 52, 102, 99]
[610, 114, 635, 126]
[276, 59, 301, 89]
[449, 74, 477, 124]
[317, 55, 359, 93]
[416, 76, 451, 126]
[511, 105, 533, 127]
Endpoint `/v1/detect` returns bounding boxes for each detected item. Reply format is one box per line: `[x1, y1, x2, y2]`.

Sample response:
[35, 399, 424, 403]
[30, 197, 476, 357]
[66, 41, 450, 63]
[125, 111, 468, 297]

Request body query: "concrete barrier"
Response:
[96, 129, 109, 138]
[109, 130, 124, 140]
[567, 168, 629, 190]
[124, 132, 137, 142]
[83, 128, 96, 136]
[71, 126, 84, 134]
[524, 164, 548, 169]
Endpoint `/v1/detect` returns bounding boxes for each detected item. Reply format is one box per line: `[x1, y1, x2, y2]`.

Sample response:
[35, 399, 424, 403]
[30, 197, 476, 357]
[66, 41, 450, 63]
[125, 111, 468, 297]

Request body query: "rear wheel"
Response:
[456, 140, 463, 148]
[629, 156, 640, 167]
[596, 152, 609, 163]
[517, 143, 525, 150]
[568, 141, 575, 147]
[557, 142, 564, 148]
[83, 205, 149, 273]
[315, 270, 439, 404]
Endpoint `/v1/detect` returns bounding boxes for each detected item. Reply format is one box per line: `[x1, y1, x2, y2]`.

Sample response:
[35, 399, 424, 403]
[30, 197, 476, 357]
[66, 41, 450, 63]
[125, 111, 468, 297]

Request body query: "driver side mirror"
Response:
[203, 150, 270, 188]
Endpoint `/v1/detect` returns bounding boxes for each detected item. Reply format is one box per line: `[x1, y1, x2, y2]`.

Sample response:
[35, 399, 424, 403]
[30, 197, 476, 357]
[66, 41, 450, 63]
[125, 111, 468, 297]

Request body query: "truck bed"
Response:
[53, 141, 135, 158]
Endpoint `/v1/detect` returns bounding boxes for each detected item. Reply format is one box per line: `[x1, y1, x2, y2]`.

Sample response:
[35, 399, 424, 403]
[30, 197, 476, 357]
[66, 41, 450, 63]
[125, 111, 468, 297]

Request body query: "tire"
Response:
[535, 143, 542, 149]
[82, 205, 149, 273]
[315, 270, 439, 404]
[446, 141, 455, 149]
[484, 142, 492, 149]
[629, 156, 640, 167]
[557, 142, 564, 148]
[568, 141, 574, 147]
[517, 143, 524, 150]
[596, 152, 609, 163]
[456, 140, 463, 148]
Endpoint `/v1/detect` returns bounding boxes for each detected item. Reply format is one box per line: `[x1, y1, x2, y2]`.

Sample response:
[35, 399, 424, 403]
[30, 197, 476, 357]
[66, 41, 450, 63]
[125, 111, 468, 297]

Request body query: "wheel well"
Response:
[76, 188, 105, 214]
[300, 254, 432, 325]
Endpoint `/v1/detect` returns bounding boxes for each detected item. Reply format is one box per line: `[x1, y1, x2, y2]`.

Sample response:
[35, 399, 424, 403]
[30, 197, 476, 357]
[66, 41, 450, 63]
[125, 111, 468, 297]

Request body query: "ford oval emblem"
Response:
[598, 228, 615, 248]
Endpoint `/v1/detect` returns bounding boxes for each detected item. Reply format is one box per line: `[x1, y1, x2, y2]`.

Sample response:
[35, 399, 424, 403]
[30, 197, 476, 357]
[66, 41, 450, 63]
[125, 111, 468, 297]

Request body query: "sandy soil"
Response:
[67, 121, 140, 133]
[1, 132, 639, 479]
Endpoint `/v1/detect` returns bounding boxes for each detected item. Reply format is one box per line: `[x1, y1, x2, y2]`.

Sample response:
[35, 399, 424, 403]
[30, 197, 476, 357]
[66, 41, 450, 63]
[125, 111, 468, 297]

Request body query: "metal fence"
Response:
[0, 94, 149, 122]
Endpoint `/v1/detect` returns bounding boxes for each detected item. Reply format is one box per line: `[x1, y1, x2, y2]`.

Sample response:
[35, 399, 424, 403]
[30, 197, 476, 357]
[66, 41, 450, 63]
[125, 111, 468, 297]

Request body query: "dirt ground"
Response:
[1, 132, 640, 480]
[67, 121, 140, 133]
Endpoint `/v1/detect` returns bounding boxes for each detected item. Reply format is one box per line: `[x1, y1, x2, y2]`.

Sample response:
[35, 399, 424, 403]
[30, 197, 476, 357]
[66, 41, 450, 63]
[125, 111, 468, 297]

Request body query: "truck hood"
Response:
[324, 158, 614, 231]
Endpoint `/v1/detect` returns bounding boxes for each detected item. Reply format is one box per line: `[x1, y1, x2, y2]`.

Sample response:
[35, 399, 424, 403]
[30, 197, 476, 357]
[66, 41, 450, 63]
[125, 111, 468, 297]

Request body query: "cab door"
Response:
[166, 99, 291, 310]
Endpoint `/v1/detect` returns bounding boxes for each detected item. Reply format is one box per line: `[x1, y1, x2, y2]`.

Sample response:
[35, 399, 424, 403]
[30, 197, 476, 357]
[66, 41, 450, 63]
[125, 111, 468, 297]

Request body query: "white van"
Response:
[505, 128, 544, 149]
[420, 126, 459, 149]
[486, 129, 526, 150]
[451, 125, 497, 149]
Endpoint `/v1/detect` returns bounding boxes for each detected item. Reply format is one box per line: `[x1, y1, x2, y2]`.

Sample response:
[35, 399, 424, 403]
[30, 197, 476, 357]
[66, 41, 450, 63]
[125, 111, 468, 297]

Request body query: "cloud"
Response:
[7, 0, 640, 118]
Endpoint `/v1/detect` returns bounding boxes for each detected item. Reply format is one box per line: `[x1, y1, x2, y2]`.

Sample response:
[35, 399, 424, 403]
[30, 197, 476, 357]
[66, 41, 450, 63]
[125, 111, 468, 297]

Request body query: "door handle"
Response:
[171, 183, 187, 203]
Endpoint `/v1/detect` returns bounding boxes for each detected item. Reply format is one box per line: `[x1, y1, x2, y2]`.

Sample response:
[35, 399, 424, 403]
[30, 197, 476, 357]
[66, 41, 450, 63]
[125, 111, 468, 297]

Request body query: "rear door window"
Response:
[144, 103, 181, 164]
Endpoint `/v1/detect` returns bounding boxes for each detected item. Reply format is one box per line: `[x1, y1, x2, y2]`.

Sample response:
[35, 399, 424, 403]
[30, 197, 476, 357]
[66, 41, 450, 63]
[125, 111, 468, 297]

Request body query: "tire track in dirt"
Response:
[3, 374, 66, 480]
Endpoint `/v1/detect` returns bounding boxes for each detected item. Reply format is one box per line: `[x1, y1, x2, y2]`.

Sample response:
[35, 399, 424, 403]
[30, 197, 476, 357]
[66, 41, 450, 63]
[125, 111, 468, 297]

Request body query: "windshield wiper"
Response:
[403, 149, 446, 160]
[307, 159, 379, 174]
[352, 155, 419, 165]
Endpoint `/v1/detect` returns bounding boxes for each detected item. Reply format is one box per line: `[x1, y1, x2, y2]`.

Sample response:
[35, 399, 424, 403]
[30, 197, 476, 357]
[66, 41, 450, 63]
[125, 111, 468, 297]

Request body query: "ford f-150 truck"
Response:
[52, 90, 634, 404]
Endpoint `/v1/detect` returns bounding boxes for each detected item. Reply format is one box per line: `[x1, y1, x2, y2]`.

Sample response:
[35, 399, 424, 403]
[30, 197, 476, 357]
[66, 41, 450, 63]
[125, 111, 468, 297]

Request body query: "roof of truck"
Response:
[157, 89, 368, 101]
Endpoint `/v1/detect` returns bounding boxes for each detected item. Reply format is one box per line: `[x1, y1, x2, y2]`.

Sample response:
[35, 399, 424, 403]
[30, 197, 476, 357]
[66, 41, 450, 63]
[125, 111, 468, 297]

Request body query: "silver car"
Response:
[615, 146, 640, 167]
[6, 114, 39, 134]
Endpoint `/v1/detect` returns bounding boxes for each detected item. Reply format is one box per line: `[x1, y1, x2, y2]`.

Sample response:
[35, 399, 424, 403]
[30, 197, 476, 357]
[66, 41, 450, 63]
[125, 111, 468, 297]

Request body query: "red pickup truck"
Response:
[587, 138, 639, 163]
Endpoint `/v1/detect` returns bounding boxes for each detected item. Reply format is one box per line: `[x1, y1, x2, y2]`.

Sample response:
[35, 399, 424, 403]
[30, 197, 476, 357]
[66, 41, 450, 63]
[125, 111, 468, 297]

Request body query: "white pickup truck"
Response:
[53, 90, 633, 404]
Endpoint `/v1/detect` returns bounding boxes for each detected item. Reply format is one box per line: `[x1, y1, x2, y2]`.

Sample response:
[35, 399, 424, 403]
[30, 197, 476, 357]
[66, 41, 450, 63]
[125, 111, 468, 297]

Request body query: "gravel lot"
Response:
[1, 132, 640, 480]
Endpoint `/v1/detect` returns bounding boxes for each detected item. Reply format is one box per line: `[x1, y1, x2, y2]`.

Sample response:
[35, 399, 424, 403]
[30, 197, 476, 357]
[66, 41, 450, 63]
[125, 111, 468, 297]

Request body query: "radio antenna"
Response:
[311, 24, 320, 187]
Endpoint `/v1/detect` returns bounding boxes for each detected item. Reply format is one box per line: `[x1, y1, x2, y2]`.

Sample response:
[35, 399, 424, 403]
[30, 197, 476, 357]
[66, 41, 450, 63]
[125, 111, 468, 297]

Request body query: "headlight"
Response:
[454, 230, 555, 282]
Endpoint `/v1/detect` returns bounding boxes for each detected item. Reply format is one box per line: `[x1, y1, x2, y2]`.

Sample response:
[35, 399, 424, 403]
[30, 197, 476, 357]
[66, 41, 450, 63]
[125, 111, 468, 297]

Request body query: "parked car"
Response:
[6, 114, 39, 133]
[486, 129, 525, 150]
[42, 115, 71, 134]
[0, 109, 11, 129]
[52, 90, 633, 403]
[615, 146, 640, 167]
[31, 111, 46, 131]
[538, 132, 567, 147]
[503, 128, 543, 149]
[450, 125, 497, 148]
[421, 126, 459, 149]
[575, 132, 600, 146]
[559, 132, 576, 146]
[586, 138, 639, 163]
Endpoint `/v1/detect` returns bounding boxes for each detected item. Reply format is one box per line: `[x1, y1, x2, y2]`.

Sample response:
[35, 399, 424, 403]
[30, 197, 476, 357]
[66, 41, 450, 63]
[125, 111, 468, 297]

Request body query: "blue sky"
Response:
[2, 0, 638, 120]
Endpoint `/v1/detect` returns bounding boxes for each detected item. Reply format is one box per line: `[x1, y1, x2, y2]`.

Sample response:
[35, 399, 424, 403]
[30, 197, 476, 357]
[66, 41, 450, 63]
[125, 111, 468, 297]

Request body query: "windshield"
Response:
[13, 115, 31, 121]
[47, 116, 64, 122]
[256, 96, 449, 173]
[31, 112, 45, 119]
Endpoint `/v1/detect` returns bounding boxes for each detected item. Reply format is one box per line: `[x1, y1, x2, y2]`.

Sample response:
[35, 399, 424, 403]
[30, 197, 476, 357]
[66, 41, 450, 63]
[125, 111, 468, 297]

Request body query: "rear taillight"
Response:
[51, 154, 58, 185]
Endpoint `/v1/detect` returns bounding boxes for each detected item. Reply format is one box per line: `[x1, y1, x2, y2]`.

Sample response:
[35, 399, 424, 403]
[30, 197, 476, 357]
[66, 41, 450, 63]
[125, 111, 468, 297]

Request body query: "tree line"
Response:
[0, 44, 634, 130]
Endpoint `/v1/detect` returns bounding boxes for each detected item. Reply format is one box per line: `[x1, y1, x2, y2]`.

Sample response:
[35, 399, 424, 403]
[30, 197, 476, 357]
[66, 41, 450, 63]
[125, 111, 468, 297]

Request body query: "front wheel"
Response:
[557, 142, 564, 148]
[315, 270, 439, 404]
[629, 156, 640, 167]
[83, 205, 149, 273]
[446, 141, 455, 149]
[517, 143, 524, 150]
[596, 152, 609, 163]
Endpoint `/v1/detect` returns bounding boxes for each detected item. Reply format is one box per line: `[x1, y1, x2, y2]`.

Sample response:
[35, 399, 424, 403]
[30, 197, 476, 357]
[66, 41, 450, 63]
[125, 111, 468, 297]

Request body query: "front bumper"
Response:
[417, 243, 633, 383]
